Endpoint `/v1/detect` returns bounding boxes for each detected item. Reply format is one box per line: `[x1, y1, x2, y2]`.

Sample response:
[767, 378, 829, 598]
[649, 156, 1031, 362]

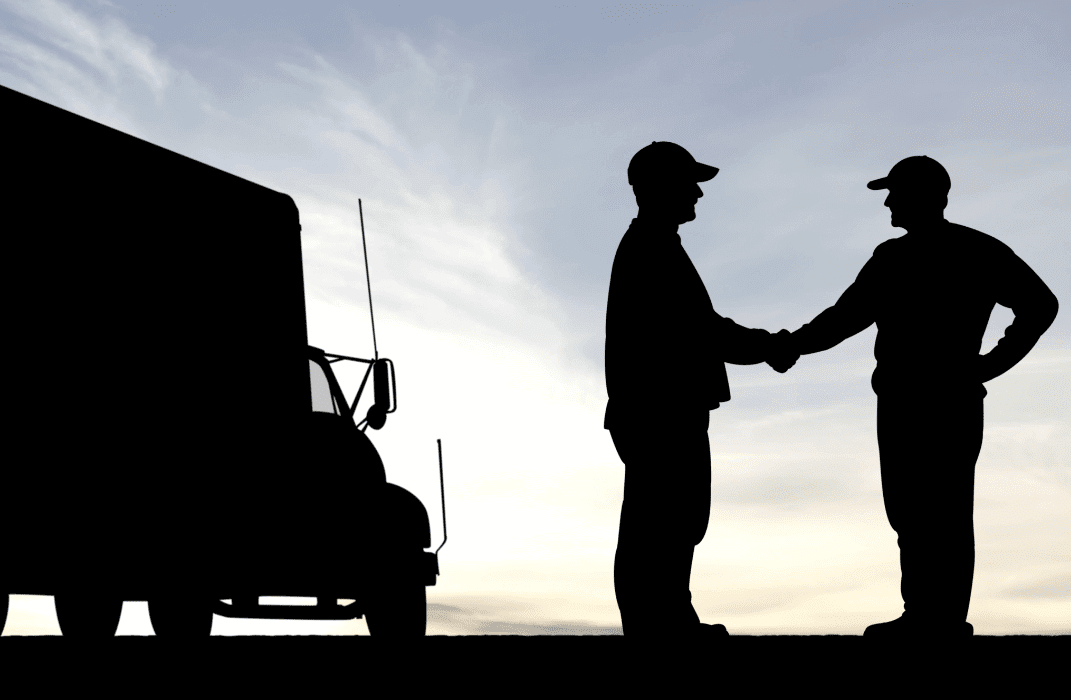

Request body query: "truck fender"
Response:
[380, 483, 431, 549]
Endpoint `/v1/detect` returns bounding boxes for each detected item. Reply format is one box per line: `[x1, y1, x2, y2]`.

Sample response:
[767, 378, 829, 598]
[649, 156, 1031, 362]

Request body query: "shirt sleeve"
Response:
[791, 245, 883, 355]
[977, 241, 1059, 383]
[717, 312, 774, 365]
[605, 242, 674, 407]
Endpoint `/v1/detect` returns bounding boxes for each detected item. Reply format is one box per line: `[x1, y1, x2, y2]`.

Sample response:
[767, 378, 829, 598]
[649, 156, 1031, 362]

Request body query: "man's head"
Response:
[629, 142, 718, 227]
[868, 155, 950, 231]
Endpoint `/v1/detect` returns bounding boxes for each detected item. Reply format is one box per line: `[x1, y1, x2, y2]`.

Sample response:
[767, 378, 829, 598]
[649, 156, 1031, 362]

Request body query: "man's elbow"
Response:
[1042, 290, 1059, 328]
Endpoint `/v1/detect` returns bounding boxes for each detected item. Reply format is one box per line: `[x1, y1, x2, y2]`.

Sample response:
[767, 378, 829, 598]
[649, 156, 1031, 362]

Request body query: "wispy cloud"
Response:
[0, 0, 172, 105]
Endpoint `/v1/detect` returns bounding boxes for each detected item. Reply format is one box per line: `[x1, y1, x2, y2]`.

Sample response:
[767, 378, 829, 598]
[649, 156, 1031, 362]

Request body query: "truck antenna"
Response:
[358, 198, 378, 360]
[435, 438, 448, 556]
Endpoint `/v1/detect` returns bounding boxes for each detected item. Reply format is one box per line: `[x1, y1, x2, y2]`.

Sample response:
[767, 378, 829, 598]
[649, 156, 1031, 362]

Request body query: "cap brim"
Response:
[867, 177, 889, 190]
[695, 163, 719, 182]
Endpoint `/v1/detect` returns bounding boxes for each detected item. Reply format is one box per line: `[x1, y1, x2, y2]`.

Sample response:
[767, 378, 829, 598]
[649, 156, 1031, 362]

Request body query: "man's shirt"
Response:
[604, 217, 772, 429]
[792, 219, 1059, 399]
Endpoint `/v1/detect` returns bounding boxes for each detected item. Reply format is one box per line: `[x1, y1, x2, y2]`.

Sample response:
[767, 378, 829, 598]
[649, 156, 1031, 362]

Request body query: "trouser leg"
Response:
[877, 395, 983, 624]
[611, 421, 711, 635]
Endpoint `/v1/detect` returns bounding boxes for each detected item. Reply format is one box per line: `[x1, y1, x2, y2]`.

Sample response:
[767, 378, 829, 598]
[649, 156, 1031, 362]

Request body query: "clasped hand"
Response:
[767, 329, 800, 373]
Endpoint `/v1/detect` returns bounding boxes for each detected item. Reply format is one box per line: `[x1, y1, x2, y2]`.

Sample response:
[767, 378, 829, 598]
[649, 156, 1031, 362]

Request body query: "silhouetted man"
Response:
[605, 141, 798, 639]
[778, 155, 1059, 637]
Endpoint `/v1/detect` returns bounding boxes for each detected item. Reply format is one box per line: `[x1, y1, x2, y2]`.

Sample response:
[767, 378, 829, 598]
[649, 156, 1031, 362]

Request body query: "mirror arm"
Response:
[349, 362, 374, 417]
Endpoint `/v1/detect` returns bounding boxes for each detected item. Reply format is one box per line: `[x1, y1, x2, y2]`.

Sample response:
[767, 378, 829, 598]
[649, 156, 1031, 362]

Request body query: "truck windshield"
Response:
[310, 359, 340, 414]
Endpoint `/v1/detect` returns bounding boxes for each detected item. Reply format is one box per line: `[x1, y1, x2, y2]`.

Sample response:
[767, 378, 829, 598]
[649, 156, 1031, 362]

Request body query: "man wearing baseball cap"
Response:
[780, 155, 1059, 637]
[604, 141, 799, 639]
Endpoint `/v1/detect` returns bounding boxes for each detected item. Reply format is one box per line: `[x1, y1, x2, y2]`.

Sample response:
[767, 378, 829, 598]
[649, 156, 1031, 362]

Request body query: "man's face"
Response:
[637, 179, 704, 225]
[883, 186, 944, 230]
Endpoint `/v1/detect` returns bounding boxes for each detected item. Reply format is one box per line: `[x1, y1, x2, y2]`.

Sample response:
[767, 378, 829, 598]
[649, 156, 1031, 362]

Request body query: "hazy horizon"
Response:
[1, 0, 1067, 636]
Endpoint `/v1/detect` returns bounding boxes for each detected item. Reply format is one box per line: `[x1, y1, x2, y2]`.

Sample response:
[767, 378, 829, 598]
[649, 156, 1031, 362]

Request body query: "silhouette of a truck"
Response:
[0, 84, 442, 638]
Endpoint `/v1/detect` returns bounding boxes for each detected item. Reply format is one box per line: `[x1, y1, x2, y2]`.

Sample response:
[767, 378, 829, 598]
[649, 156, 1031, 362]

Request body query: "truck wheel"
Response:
[55, 594, 123, 638]
[365, 582, 426, 638]
[148, 597, 214, 638]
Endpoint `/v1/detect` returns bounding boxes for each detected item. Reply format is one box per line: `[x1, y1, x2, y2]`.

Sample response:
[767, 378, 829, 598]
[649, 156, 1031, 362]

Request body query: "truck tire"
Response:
[365, 581, 426, 638]
[55, 594, 123, 638]
[148, 597, 214, 638]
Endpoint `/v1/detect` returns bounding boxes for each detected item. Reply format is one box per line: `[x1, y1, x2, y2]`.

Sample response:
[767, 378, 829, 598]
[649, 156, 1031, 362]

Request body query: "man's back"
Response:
[793, 220, 1058, 398]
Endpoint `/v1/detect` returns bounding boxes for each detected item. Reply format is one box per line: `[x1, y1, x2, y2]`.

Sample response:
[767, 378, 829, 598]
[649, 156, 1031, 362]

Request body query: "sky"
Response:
[1, 0, 1067, 636]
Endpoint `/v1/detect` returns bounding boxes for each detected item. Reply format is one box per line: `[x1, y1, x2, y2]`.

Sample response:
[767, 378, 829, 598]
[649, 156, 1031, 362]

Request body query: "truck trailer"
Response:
[0, 83, 440, 638]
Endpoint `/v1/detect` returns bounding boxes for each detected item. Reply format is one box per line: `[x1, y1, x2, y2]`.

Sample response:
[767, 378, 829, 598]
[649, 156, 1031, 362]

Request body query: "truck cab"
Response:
[198, 346, 438, 638]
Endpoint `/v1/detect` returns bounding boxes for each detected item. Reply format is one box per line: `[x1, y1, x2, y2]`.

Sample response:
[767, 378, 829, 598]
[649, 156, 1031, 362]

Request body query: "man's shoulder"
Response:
[610, 224, 639, 273]
[944, 221, 1011, 250]
[871, 222, 1008, 254]
[616, 220, 642, 250]
[940, 221, 1022, 270]
[612, 220, 673, 267]
[872, 234, 907, 257]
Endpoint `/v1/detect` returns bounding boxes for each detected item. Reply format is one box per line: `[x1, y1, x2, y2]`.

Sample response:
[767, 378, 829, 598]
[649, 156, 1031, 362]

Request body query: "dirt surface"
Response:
[1, 634, 1064, 692]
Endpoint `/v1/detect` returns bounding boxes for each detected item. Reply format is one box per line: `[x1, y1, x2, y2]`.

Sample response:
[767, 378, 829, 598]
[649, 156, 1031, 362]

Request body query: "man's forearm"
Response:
[721, 326, 773, 365]
[978, 297, 1059, 383]
[791, 305, 870, 356]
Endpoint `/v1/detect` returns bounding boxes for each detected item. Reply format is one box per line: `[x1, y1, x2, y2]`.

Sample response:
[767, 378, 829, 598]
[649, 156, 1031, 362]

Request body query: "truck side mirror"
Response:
[366, 359, 396, 430]
[373, 359, 391, 410]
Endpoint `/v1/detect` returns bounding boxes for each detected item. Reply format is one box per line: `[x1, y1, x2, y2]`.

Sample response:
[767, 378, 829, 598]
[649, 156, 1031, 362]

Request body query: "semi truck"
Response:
[0, 83, 442, 638]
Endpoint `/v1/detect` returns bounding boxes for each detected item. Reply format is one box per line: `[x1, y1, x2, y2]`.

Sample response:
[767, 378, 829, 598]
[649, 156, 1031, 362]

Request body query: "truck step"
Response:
[213, 599, 362, 620]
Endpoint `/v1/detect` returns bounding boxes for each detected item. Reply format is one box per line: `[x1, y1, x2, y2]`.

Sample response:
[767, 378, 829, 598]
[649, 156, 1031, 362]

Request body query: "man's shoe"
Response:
[864, 615, 973, 637]
[864, 614, 912, 637]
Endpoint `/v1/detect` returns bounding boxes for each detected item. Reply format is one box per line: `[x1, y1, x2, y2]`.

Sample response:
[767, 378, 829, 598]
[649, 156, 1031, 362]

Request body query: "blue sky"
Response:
[1, 0, 1067, 635]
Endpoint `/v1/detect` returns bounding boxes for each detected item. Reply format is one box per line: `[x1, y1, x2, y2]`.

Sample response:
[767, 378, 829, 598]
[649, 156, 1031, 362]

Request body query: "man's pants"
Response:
[877, 393, 984, 624]
[610, 412, 711, 636]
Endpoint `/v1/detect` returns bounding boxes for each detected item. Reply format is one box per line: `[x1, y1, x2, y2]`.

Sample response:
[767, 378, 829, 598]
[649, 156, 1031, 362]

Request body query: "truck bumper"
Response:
[213, 598, 362, 620]
[4, 551, 440, 600]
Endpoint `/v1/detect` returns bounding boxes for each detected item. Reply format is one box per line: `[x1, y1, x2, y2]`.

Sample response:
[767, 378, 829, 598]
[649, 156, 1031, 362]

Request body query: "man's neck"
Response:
[903, 217, 948, 235]
[635, 213, 680, 235]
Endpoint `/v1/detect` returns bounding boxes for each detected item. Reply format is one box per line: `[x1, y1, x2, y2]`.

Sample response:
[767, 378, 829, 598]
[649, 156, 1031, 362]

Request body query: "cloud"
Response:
[0, 0, 172, 105]
[427, 600, 621, 635]
[1000, 574, 1070, 601]
[716, 472, 857, 506]
[276, 54, 405, 152]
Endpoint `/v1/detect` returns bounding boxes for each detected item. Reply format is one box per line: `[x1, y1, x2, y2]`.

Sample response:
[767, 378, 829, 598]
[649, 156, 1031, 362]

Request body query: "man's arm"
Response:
[977, 246, 1059, 384]
[716, 314, 774, 365]
[605, 240, 678, 410]
[790, 250, 882, 356]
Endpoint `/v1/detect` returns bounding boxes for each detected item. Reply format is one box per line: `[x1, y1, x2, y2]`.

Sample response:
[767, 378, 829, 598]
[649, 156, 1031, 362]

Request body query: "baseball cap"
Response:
[867, 155, 951, 195]
[628, 141, 719, 187]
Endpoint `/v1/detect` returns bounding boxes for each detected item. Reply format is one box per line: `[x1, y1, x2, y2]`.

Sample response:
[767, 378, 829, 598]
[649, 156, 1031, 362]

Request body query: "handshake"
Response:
[766, 329, 800, 373]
